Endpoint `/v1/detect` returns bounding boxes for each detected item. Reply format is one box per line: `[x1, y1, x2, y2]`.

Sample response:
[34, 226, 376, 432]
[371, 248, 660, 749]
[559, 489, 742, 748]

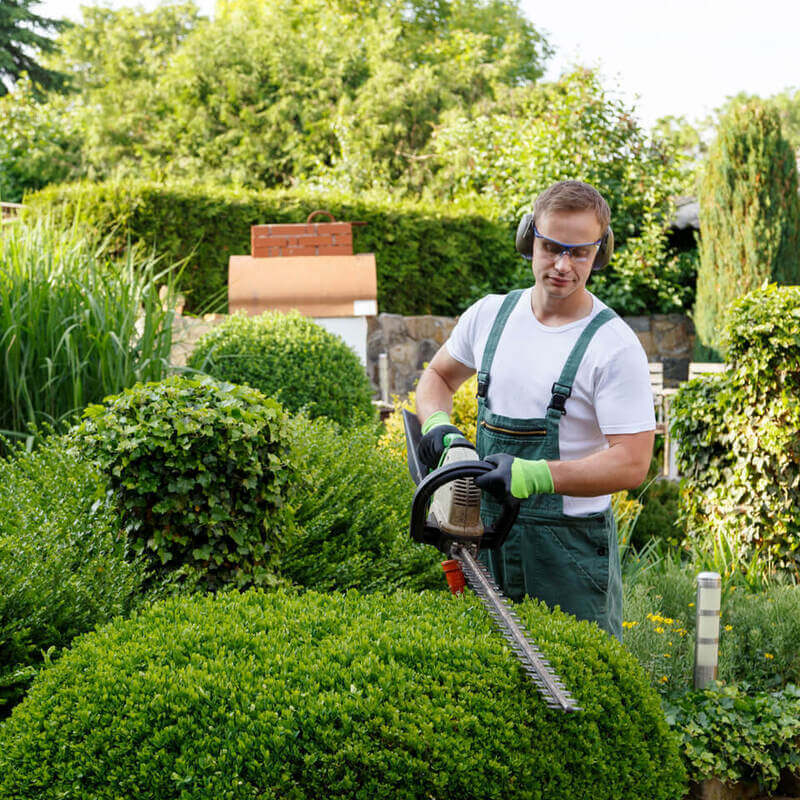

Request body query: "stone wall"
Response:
[366, 312, 695, 397]
[169, 311, 695, 395]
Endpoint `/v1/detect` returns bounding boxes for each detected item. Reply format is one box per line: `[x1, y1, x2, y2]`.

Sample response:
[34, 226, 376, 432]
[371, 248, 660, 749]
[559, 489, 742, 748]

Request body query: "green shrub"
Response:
[0, 589, 686, 800]
[664, 683, 800, 791]
[188, 312, 375, 427]
[25, 180, 520, 316]
[0, 434, 148, 715]
[671, 284, 800, 580]
[283, 417, 441, 593]
[72, 376, 296, 589]
[695, 100, 800, 355]
[0, 214, 175, 453]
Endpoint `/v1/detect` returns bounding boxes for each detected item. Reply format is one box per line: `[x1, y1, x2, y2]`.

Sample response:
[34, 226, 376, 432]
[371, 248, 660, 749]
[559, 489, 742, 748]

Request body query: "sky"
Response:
[36, 0, 800, 130]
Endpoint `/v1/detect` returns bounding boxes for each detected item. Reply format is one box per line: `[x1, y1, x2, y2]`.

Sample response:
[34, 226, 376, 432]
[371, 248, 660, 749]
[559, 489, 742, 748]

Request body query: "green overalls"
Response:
[476, 290, 623, 640]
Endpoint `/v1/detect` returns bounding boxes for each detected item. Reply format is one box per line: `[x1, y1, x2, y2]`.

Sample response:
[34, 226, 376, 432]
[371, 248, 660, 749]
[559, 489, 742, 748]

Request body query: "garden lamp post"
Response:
[693, 571, 721, 689]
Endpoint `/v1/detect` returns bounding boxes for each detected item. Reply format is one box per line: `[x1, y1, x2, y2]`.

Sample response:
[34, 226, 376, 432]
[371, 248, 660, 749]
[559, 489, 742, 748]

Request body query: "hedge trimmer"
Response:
[403, 409, 580, 713]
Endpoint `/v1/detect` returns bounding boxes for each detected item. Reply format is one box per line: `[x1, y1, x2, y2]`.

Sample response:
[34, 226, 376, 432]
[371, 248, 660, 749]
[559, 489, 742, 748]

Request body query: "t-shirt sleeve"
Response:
[594, 332, 656, 435]
[444, 296, 490, 370]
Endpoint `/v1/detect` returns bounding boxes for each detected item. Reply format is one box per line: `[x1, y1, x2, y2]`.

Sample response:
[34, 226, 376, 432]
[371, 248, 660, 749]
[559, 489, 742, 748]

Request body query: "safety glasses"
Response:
[533, 225, 602, 264]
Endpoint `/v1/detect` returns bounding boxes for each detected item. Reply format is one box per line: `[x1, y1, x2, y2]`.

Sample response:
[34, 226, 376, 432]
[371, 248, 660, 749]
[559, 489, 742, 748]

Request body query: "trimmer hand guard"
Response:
[409, 460, 520, 553]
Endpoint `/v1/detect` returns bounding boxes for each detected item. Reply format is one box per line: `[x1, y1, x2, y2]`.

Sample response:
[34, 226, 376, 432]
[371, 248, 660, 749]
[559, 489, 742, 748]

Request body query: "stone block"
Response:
[622, 316, 651, 333]
[377, 313, 409, 346]
[367, 329, 385, 363]
[652, 315, 694, 358]
[405, 315, 458, 345]
[416, 339, 440, 370]
[634, 331, 656, 358]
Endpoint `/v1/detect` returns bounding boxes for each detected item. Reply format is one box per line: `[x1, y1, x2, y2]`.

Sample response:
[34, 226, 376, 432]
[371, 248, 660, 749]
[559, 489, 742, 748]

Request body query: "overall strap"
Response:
[476, 289, 525, 406]
[547, 308, 617, 421]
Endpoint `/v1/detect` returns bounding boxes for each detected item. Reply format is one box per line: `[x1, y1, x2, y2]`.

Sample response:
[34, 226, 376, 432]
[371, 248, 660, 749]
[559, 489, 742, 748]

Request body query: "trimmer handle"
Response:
[409, 460, 520, 553]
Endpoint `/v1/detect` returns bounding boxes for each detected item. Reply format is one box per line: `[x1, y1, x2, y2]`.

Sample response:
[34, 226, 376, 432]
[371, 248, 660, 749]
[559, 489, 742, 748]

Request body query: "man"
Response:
[415, 180, 655, 639]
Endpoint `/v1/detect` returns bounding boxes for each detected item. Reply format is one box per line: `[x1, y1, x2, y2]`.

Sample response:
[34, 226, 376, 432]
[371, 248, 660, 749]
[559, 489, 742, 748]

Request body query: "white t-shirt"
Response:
[445, 288, 655, 517]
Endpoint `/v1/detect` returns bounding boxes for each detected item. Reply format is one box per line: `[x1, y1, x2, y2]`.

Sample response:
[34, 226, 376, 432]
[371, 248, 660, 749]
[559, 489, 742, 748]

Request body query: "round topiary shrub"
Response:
[72, 375, 295, 588]
[0, 590, 687, 800]
[187, 311, 375, 427]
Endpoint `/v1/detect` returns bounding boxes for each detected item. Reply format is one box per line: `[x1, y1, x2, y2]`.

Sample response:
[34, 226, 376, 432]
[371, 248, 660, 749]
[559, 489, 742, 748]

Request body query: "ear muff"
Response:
[515, 213, 614, 271]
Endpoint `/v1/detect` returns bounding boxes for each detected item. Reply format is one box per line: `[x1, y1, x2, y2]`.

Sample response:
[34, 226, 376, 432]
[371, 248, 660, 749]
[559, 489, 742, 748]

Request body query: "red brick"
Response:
[253, 246, 285, 257]
[283, 246, 318, 257]
[317, 245, 351, 255]
[269, 224, 312, 235]
[315, 222, 351, 236]
[255, 235, 290, 247]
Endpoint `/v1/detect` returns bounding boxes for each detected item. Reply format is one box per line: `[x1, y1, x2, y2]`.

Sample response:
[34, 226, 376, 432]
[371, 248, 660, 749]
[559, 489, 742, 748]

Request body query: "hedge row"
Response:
[25, 181, 522, 316]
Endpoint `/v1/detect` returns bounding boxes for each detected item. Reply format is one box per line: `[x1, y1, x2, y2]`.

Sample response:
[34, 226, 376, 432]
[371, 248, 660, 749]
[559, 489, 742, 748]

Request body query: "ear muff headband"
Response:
[515, 213, 614, 271]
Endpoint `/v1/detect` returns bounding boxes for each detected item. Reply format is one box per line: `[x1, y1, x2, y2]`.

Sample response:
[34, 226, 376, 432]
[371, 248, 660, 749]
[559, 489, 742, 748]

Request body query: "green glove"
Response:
[475, 453, 554, 501]
[418, 411, 467, 470]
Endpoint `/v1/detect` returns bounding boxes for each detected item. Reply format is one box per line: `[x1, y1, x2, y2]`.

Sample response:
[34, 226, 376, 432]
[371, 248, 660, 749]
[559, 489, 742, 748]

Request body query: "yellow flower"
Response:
[660, 675, 669, 683]
[688, 602, 695, 608]
[655, 627, 665, 634]
[622, 621, 639, 629]
[663, 653, 672, 658]
[724, 625, 732, 632]
[764, 652, 774, 660]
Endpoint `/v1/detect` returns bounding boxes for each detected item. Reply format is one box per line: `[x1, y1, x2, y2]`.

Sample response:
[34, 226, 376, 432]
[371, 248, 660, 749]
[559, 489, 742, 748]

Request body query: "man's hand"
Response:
[475, 454, 554, 501]
[418, 411, 467, 470]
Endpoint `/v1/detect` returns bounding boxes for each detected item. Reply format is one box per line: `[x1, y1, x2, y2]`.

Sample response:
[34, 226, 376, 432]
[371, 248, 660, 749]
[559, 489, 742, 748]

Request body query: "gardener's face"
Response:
[531, 209, 604, 302]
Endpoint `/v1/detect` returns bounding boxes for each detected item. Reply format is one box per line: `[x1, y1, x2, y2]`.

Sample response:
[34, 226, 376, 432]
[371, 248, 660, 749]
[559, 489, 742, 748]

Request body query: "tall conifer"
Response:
[695, 100, 800, 356]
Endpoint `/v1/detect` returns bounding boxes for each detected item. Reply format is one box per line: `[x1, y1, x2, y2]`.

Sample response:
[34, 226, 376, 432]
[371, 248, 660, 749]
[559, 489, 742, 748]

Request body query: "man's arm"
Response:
[547, 430, 654, 496]
[415, 345, 476, 424]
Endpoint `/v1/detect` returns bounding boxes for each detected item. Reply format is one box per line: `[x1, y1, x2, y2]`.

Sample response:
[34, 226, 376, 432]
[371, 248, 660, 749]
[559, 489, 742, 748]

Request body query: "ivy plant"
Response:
[671, 284, 800, 579]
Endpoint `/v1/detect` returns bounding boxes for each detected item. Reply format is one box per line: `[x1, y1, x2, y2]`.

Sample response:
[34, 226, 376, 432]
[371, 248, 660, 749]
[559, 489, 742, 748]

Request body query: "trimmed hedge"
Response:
[0, 589, 687, 799]
[0, 434, 148, 715]
[72, 376, 296, 589]
[284, 416, 441, 592]
[188, 312, 375, 426]
[25, 180, 521, 316]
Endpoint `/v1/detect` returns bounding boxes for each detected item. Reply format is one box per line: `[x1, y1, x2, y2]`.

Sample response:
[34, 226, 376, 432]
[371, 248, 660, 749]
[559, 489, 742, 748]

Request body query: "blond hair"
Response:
[533, 180, 611, 230]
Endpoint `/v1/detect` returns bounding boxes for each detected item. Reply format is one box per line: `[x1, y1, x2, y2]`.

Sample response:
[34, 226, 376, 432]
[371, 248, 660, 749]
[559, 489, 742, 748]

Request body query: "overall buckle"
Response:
[548, 382, 572, 415]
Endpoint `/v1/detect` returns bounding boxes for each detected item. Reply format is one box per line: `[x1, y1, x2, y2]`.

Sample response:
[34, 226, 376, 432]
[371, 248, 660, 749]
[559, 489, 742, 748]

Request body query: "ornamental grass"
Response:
[0, 215, 176, 452]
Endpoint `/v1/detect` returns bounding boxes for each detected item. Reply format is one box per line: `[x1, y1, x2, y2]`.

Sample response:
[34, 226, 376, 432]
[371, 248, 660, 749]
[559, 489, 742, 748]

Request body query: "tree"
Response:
[0, 74, 83, 201]
[42, 2, 202, 180]
[422, 68, 694, 314]
[43, 0, 550, 188]
[0, 0, 68, 95]
[695, 100, 800, 356]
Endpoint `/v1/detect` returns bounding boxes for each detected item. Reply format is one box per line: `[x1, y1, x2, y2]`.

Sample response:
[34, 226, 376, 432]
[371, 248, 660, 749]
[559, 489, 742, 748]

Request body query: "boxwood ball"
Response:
[0, 589, 686, 799]
[188, 311, 375, 427]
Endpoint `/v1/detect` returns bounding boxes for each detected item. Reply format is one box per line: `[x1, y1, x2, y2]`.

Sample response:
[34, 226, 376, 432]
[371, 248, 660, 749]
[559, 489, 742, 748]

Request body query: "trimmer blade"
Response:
[452, 543, 582, 713]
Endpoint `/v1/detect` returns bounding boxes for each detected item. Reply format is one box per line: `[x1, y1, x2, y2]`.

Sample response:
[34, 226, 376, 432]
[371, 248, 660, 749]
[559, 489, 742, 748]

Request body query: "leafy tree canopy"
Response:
[38, 0, 550, 188]
[0, 0, 68, 96]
